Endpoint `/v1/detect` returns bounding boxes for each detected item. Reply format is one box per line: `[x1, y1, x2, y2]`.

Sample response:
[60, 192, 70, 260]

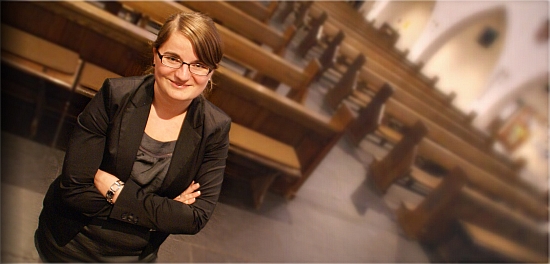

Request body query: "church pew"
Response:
[210, 66, 359, 206]
[318, 44, 521, 187]
[437, 220, 548, 263]
[274, 1, 313, 30]
[295, 11, 328, 58]
[226, 1, 278, 24]
[367, 120, 430, 194]
[178, 1, 295, 56]
[301, 18, 496, 158]
[308, 4, 480, 128]
[396, 167, 548, 263]
[1, 23, 119, 145]
[284, 6, 532, 194]
[120, 1, 320, 103]
[323, 53, 366, 111]
[367, 91, 548, 221]
[317, 33, 525, 179]
[358, 63, 528, 186]
[318, 22, 488, 144]
[337, 68, 548, 220]
[343, 83, 394, 147]
[314, 30, 346, 81]
[3, 1, 153, 78]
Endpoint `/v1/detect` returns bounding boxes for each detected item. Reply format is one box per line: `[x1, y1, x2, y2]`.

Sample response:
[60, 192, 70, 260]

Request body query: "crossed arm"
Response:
[94, 169, 201, 205]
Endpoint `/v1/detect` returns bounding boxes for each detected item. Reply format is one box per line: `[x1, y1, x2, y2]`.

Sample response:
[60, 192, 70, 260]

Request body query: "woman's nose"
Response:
[174, 64, 191, 80]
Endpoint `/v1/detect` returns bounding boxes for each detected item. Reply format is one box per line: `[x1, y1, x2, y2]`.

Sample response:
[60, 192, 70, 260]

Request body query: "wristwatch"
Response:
[106, 180, 124, 204]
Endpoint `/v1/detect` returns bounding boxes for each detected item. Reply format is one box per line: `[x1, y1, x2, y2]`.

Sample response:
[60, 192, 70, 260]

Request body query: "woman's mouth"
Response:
[169, 79, 187, 89]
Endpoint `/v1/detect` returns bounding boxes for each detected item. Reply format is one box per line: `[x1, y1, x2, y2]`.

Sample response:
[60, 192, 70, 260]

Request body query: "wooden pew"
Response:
[226, 1, 278, 24]
[324, 39, 526, 180]
[308, 4, 481, 130]
[120, 1, 320, 103]
[367, 120, 430, 193]
[3, 1, 154, 78]
[323, 53, 366, 111]
[312, 24, 521, 186]
[296, 11, 328, 58]
[210, 66, 357, 206]
[367, 92, 548, 221]
[178, 1, 296, 56]
[1, 23, 120, 145]
[306, 20, 508, 172]
[321, 24, 493, 151]
[315, 30, 346, 80]
[437, 220, 548, 263]
[396, 167, 548, 263]
[274, 1, 313, 29]
[337, 82, 394, 148]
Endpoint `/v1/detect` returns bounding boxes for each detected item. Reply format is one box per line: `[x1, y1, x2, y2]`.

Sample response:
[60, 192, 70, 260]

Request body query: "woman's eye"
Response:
[192, 63, 208, 69]
[166, 56, 180, 63]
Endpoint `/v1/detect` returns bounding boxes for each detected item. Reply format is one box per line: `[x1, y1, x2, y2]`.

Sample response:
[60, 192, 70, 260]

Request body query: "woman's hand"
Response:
[174, 181, 201, 205]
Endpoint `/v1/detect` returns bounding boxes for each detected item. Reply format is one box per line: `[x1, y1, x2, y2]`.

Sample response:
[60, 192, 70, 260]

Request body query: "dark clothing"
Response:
[35, 75, 231, 262]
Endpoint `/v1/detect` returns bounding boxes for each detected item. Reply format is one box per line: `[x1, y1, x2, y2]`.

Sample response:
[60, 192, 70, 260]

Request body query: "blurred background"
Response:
[1, 1, 548, 263]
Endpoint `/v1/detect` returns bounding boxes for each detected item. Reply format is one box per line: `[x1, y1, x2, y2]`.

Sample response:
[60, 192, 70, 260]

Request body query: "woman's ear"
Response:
[152, 47, 157, 66]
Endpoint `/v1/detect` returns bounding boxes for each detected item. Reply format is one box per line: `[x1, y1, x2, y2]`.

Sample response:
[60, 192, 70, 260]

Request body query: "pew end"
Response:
[369, 120, 429, 193]
[378, 22, 399, 47]
[275, 24, 297, 56]
[287, 58, 321, 103]
[396, 167, 469, 241]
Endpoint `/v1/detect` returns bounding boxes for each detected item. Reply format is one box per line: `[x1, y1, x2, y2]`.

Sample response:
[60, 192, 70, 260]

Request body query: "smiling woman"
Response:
[34, 11, 230, 263]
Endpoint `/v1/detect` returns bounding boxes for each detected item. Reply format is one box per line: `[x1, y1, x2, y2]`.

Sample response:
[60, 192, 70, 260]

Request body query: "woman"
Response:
[34, 11, 230, 262]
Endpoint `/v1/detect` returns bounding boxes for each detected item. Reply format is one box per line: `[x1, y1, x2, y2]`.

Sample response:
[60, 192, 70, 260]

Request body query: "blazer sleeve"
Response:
[57, 79, 116, 216]
[110, 115, 231, 234]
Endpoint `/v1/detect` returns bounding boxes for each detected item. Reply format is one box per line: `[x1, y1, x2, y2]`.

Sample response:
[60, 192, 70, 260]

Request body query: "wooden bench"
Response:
[295, 11, 328, 58]
[366, 93, 548, 221]
[308, 4, 480, 129]
[323, 53, 366, 111]
[318, 23, 493, 150]
[333, 50, 527, 182]
[396, 167, 548, 263]
[1, 23, 120, 146]
[226, 1, 279, 24]
[437, 220, 548, 263]
[177, 1, 296, 56]
[273, 1, 312, 29]
[367, 120, 429, 194]
[120, 1, 320, 103]
[3, 1, 154, 78]
[210, 66, 358, 207]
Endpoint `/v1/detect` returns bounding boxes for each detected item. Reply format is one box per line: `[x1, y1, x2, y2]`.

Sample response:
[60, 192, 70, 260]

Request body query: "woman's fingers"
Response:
[182, 181, 200, 195]
[174, 184, 201, 204]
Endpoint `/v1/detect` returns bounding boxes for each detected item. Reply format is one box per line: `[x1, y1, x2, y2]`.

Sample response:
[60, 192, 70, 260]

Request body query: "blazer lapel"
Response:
[116, 79, 154, 181]
[161, 96, 204, 196]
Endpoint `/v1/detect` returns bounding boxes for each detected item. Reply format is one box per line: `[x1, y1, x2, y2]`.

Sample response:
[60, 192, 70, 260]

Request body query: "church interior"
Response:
[1, 1, 548, 262]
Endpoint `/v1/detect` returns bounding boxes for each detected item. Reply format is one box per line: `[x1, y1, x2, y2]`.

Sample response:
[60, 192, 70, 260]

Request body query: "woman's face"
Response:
[153, 32, 212, 106]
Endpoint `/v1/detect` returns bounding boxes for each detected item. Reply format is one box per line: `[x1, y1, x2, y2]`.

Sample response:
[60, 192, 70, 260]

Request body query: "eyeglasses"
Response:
[156, 50, 212, 76]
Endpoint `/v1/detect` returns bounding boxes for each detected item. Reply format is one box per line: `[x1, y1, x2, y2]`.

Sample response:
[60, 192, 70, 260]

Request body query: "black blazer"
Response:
[38, 75, 231, 252]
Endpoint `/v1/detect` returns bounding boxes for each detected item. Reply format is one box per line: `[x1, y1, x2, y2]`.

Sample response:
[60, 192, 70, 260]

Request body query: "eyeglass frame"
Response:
[156, 50, 212, 76]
